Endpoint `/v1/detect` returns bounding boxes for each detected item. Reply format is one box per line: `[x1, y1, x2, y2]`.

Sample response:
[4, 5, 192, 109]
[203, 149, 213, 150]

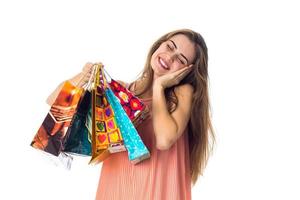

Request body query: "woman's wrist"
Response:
[153, 81, 165, 97]
[69, 72, 84, 86]
[153, 79, 165, 91]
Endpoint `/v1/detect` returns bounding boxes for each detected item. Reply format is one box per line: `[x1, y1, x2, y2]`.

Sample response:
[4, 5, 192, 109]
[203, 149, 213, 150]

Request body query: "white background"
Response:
[0, 0, 299, 199]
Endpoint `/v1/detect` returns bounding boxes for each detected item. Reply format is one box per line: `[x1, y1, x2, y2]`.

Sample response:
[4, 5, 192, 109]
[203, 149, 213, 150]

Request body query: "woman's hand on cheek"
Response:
[153, 64, 193, 90]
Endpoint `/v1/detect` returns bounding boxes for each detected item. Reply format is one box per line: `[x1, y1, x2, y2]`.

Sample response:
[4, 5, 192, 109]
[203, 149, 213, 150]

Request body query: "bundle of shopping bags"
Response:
[30, 63, 150, 167]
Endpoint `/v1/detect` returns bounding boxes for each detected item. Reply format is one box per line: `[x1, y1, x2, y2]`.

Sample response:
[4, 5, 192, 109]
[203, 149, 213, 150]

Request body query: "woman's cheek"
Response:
[150, 56, 156, 70]
[171, 64, 181, 72]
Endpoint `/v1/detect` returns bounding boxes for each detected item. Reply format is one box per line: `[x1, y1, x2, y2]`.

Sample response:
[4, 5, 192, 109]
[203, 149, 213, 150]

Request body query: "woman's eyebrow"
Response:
[169, 39, 189, 64]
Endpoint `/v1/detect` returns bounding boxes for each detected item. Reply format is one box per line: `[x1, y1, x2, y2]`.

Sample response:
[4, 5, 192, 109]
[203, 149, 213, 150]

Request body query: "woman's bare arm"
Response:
[152, 83, 193, 150]
[46, 72, 86, 106]
[46, 62, 94, 106]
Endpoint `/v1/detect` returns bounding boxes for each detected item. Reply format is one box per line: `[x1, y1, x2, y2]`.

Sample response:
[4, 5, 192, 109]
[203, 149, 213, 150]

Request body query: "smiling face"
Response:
[150, 34, 196, 79]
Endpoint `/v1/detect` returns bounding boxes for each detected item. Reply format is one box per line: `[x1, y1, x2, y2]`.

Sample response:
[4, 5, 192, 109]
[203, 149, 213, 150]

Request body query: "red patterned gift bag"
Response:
[108, 78, 150, 127]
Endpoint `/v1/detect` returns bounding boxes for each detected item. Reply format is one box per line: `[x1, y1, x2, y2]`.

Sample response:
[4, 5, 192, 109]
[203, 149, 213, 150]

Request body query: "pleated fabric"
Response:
[95, 96, 191, 200]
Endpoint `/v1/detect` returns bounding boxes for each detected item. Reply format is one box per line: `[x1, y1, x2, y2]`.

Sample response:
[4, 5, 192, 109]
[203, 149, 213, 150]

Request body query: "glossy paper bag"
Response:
[89, 64, 126, 164]
[31, 81, 83, 156]
[105, 87, 150, 164]
[63, 90, 92, 156]
[109, 79, 150, 127]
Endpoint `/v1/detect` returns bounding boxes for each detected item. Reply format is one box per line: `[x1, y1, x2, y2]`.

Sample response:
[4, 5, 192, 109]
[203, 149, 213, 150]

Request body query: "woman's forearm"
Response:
[46, 72, 84, 106]
[68, 72, 85, 87]
[152, 84, 178, 150]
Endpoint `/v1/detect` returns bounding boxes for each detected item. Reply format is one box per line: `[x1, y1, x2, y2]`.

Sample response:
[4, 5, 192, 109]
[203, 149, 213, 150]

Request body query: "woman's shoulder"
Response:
[174, 83, 194, 97]
[172, 84, 194, 111]
[115, 80, 138, 91]
[116, 80, 128, 88]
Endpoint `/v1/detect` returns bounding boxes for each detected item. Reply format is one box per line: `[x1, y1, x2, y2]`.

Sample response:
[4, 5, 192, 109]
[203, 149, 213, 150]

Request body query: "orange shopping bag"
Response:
[30, 71, 91, 157]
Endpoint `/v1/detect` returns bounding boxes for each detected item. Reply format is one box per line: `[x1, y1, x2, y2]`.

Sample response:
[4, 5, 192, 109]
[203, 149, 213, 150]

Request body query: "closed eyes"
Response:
[166, 40, 189, 65]
[166, 42, 187, 65]
[167, 43, 174, 51]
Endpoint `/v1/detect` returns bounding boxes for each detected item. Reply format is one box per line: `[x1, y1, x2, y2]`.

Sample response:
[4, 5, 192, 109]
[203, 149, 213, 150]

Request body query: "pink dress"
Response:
[95, 96, 192, 200]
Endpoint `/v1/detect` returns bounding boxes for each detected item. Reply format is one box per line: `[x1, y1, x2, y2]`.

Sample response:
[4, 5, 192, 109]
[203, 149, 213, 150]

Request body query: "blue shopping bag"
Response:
[105, 88, 150, 164]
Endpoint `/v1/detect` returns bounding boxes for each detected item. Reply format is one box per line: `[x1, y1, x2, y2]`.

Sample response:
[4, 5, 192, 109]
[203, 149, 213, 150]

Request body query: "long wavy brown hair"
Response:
[131, 29, 215, 185]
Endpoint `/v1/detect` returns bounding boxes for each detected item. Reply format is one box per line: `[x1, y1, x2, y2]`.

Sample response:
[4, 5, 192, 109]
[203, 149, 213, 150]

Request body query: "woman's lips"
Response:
[158, 57, 170, 70]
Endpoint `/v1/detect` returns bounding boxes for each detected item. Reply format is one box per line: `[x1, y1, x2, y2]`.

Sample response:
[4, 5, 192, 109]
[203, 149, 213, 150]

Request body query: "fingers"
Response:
[82, 62, 94, 74]
[176, 66, 193, 77]
[174, 66, 193, 83]
[94, 62, 103, 67]
[174, 65, 193, 75]
[77, 62, 104, 88]
[80, 62, 94, 86]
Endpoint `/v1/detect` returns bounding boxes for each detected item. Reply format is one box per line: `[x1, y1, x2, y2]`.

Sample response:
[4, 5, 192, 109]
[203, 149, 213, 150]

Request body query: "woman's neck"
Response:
[133, 79, 153, 99]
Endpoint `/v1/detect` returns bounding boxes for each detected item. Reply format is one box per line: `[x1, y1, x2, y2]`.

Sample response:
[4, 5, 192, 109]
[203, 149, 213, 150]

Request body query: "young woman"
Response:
[47, 29, 215, 200]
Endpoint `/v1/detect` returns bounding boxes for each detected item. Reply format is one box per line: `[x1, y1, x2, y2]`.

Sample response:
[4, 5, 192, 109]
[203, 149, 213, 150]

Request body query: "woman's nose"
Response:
[165, 54, 173, 63]
[166, 52, 177, 63]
